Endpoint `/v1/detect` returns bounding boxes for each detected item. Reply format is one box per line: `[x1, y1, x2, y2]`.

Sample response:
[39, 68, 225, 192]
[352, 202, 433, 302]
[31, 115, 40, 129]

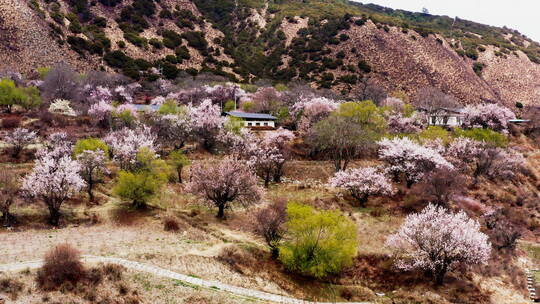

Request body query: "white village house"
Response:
[224, 111, 277, 129]
[423, 107, 465, 127]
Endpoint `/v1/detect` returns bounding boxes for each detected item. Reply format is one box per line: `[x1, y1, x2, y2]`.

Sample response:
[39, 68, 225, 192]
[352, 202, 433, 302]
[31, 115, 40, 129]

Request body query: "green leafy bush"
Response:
[278, 203, 357, 278]
[454, 128, 508, 147]
[73, 138, 109, 157]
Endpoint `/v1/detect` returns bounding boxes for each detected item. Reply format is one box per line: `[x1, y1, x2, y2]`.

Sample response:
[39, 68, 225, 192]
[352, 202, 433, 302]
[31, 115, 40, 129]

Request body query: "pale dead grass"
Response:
[0, 267, 261, 304]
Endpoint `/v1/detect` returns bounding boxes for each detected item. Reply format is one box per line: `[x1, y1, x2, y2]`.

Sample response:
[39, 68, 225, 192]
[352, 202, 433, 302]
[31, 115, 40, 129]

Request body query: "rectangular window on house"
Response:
[256, 122, 260, 126]
[247, 122, 252, 126]
[263, 122, 268, 126]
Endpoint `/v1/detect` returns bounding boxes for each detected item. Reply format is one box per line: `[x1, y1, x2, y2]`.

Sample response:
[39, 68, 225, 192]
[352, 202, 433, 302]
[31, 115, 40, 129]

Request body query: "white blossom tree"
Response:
[385, 204, 491, 285]
[104, 126, 157, 171]
[378, 137, 453, 187]
[22, 150, 85, 226]
[4, 128, 37, 158]
[329, 167, 393, 207]
[462, 103, 516, 132]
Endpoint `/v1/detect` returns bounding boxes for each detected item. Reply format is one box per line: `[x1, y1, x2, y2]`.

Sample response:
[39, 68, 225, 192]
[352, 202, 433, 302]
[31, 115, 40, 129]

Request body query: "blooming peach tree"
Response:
[22, 150, 85, 226]
[462, 103, 516, 132]
[186, 158, 262, 218]
[291, 96, 340, 133]
[385, 204, 491, 285]
[104, 126, 157, 171]
[4, 128, 37, 158]
[329, 167, 394, 207]
[378, 137, 453, 187]
[76, 150, 107, 202]
[189, 99, 225, 150]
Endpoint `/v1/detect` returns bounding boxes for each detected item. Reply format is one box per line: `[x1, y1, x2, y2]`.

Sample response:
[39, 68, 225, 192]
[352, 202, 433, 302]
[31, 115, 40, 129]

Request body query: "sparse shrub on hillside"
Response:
[484, 209, 521, 251]
[37, 244, 86, 290]
[182, 31, 208, 51]
[163, 216, 181, 232]
[330, 167, 394, 207]
[386, 204, 491, 285]
[378, 137, 453, 187]
[462, 103, 516, 132]
[22, 148, 85, 226]
[186, 158, 262, 218]
[254, 198, 287, 258]
[0, 170, 18, 227]
[279, 203, 357, 278]
[4, 128, 37, 158]
[411, 167, 466, 206]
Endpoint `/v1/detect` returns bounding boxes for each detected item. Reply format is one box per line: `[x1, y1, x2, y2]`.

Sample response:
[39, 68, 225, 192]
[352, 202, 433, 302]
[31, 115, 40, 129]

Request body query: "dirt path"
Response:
[0, 256, 372, 304]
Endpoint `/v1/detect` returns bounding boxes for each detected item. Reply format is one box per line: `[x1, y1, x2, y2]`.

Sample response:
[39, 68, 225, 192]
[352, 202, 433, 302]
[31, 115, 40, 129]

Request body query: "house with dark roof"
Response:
[224, 111, 277, 129]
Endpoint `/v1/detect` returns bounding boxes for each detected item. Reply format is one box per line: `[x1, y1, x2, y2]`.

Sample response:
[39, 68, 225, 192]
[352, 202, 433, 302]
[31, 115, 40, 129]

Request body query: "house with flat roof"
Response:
[224, 111, 277, 129]
[419, 107, 465, 127]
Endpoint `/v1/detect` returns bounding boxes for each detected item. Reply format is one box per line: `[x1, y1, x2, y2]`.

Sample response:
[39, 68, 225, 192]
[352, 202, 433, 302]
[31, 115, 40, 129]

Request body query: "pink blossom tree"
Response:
[189, 99, 225, 151]
[445, 138, 524, 183]
[37, 132, 73, 160]
[329, 167, 393, 207]
[104, 126, 157, 171]
[387, 113, 424, 134]
[378, 137, 453, 187]
[21, 150, 85, 226]
[251, 87, 281, 113]
[88, 100, 114, 127]
[4, 128, 37, 158]
[385, 204, 491, 285]
[291, 97, 340, 133]
[462, 103, 516, 132]
[248, 144, 284, 187]
[186, 158, 262, 219]
[263, 128, 295, 182]
[76, 150, 107, 202]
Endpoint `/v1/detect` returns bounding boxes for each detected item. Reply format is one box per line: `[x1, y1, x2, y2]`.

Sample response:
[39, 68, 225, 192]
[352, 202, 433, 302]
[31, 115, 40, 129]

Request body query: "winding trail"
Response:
[0, 255, 372, 304]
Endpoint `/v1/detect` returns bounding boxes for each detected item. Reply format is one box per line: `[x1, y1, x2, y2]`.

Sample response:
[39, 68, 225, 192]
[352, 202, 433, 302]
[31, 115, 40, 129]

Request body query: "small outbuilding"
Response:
[224, 111, 277, 130]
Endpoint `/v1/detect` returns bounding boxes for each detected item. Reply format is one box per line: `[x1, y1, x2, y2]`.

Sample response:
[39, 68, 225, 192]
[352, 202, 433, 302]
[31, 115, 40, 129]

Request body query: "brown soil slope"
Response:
[0, 0, 83, 73]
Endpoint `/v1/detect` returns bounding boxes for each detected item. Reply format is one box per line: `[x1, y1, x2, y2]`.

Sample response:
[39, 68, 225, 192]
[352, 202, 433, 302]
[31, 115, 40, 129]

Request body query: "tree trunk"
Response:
[1, 211, 11, 227]
[132, 200, 146, 209]
[217, 204, 225, 219]
[177, 166, 183, 183]
[87, 178, 94, 202]
[356, 194, 369, 208]
[264, 171, 271, 188]
[48, 206, 61, 226]
[270, 246, 279, 259]
[434, 264, 448, 286]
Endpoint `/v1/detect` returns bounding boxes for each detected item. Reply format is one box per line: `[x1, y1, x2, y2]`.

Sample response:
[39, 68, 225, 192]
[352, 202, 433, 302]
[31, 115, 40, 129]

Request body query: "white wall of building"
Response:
[245, 120, 275, 128]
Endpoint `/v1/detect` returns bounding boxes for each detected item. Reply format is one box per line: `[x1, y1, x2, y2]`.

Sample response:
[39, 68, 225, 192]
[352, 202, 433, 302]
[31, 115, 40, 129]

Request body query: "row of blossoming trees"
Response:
[0, 72, 530, 286]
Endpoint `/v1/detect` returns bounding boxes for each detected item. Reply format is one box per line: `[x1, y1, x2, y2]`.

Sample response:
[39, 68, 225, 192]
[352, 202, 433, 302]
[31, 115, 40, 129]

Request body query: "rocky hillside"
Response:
[1, 0, 540, 106]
